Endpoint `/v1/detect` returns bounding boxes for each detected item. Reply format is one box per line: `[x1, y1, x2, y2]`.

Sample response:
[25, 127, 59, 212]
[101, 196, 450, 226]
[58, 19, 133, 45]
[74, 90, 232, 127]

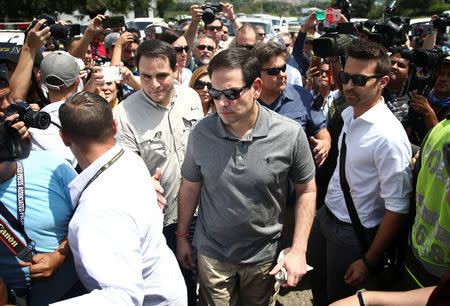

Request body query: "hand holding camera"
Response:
[25, 19, 51, 51]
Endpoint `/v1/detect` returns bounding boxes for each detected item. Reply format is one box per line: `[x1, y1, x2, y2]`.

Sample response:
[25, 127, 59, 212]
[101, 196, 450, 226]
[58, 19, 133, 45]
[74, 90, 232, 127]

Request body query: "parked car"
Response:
[237, 17, 275, 41]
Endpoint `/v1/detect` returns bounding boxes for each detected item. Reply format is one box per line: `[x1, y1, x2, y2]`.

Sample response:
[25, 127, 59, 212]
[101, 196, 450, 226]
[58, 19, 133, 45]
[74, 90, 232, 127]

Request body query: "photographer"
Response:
[407, 56, 450, 146]
[70, 15, 107, 62]
[0, 93, 81, 305]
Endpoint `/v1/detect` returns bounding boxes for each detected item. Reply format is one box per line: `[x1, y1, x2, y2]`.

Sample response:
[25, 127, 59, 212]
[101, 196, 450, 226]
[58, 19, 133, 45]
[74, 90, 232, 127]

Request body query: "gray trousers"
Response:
[307, 205, 378, 306]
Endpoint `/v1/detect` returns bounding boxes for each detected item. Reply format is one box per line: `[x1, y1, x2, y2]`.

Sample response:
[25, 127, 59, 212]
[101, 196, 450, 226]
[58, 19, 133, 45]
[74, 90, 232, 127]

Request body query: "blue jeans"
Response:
[163, 217, 198, 306]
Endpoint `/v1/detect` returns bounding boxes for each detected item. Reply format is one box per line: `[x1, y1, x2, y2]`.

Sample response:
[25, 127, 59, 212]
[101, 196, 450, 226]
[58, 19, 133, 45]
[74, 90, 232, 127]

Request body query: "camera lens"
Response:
[24, 111, 51, 130]
[202, 8, 216, 25]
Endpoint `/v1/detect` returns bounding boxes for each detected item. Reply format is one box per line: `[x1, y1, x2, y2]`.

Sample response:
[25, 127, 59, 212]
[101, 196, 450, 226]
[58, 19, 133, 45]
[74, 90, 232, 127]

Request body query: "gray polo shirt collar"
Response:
[141, 87, 177, 110]
[214, 102, 270, 141]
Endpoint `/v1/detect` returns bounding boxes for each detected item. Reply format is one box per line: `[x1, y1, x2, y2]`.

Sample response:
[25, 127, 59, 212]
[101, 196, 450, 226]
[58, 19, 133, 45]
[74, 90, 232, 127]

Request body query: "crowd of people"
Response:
[0, 2, 449, 306]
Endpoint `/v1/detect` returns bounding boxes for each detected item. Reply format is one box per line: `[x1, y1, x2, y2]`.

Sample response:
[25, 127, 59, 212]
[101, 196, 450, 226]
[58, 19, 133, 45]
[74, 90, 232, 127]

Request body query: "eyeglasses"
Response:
[338, 71, 384, 87]
[197, 45, 215, 51]
[194, 80, 212, 90]
[285, 44, 292, 47]
[258, 33, 266, 37]
[174, 46, 189, 53]
[444, 142, 450, 174]
[223, 31, 228, 34]
[262, 64, 287, 76]
[319, 69, 329, 75]
[208, 85, 249, 100]
[205, 26, 222, 32]
[236, 44, 255, 50]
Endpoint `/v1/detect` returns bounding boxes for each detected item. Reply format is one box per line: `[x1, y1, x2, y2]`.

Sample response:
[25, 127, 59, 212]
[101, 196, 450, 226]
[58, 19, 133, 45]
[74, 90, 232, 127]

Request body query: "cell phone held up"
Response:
[102, 16, 125, 29]
[102, 66, 123, 83]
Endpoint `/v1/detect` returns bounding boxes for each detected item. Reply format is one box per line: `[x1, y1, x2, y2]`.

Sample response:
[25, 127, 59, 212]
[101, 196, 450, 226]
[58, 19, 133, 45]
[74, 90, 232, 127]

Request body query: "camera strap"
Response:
[0, 160, 35, 262]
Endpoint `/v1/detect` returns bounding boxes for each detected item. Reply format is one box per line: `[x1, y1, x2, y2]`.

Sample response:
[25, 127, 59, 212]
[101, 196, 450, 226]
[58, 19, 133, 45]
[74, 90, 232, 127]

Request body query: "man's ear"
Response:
[379, 75, 389, 89]
[59, 130, 71, 147]
[252, 78, 263, 100]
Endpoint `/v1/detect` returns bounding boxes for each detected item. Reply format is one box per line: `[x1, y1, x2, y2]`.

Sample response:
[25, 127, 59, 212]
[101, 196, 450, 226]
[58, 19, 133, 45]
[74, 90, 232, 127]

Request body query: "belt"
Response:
[325, 206, 352, 227]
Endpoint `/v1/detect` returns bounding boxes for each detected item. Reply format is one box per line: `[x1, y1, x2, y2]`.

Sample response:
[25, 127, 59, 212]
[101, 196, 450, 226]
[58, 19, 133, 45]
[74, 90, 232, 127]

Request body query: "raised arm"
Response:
[10, 19, 50, 100]
[70, 15, 105, 59]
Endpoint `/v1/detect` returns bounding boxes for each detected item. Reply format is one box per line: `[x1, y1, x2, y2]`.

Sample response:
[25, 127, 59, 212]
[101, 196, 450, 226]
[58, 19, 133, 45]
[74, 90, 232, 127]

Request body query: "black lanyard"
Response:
[0, 160, 35, 262]
[76, 149, 124, 207]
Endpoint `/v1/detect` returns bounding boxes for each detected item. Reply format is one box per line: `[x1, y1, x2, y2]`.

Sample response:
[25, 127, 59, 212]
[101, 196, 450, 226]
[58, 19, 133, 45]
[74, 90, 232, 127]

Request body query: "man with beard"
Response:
[407, 57, 450, 146]
[307, 40, 413, 305]
[192, 35, 216, 71]
[113, 40, 203, 305]
[382, 48, 411, 128]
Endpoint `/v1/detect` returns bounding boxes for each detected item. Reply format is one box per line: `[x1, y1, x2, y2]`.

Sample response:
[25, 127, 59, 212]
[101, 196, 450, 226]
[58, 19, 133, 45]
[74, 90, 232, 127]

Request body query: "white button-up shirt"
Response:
[325, 99, 412, 228]
[53, 145, 186, 305]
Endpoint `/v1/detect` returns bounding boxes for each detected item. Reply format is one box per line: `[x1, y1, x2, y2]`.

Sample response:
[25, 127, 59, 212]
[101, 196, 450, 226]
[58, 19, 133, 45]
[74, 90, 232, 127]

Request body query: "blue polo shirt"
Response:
[259, 84, 327, 137]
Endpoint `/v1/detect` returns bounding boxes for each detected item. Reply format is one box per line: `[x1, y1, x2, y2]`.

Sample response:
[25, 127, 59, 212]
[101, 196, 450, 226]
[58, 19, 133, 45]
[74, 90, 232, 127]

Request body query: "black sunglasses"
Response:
[174, 46, 189, 53]
[444, 142, 450, 175]
[197, 45, 215, 51]
[208, 85, 249, 100]
[262, 64, 287, 76]
[223, 31, 228, 34]
[205, 26, 222, 31]
[194, 80, 212, 90]
[258, 33, 266, 36]
[236, 44, 255, 50]
[339, 71, 384, 87]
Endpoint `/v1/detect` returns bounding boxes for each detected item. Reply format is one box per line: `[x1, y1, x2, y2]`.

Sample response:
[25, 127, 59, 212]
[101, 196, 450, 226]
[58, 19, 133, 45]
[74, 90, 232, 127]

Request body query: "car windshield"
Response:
[135, 22, 151, 30]
[272, 19, 280, 26]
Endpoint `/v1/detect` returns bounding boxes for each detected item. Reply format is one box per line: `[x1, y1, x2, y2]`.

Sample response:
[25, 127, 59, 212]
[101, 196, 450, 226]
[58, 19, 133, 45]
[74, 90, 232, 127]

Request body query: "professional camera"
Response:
[5, 102, 51, 130]
[0, 118, 30, 161]
[433, 13, 450, 32]
[401, 48, 445, 97]
[201, 4, 222, 24]
[313, 23, 358, 58]
[27, 14, 80, 40]
[368, 16, 410, 48]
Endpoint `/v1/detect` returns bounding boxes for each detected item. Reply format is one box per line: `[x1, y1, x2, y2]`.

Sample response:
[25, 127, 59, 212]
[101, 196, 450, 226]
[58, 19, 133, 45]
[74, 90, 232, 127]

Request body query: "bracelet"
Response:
[361, 254, 379, 273]
[175, 231, 190, 238]
[357, 291, 365, 306]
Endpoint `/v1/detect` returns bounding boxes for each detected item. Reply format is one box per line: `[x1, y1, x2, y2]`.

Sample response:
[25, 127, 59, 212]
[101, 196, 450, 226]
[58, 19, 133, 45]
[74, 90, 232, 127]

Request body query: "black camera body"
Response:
[201, 4, 222, 25]
[368, 16, 410, 48]
[433, 13, 450, 32]
[5, 102, 50, 130]
[28, 14, 80, 40]
[313, 23, 358, 58]
[401, 48, 445, 97]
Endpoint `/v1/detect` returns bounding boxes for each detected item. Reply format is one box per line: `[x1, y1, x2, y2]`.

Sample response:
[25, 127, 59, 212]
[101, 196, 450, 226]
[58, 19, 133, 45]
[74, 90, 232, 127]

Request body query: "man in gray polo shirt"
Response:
[176, 48, 316, 305]
[113, 39, 203, 306]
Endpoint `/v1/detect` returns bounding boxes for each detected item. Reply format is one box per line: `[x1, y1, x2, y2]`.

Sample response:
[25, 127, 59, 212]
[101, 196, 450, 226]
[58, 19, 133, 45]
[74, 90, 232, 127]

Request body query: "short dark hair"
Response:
[206, 17, 223, 27]
[346, 40, 390, 76]
[208, 48, 261, 87]
[59, 92, 114, 143]
[253, 41, 285, 66]
[158, 30, 184, 45]
[136, 40, 177, 72]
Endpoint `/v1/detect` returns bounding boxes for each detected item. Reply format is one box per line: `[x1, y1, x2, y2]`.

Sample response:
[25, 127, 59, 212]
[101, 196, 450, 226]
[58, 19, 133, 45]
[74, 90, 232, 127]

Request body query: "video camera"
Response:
[313, 22, 358, 58]
[401, 48, 445, 97]
[201, 4, 222, 25]
[433, 13, 450, 32]
[26, 14, 80, 40]
[0, 102, 50, 161]
[368, 1, 410, 48]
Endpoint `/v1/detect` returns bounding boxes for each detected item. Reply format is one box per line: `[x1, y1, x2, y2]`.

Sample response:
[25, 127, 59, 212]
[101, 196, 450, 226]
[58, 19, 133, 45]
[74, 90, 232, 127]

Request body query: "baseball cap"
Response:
[270, 36, 286, 48]
[40, 51, 80, 90]
[103, 32, 120, 49]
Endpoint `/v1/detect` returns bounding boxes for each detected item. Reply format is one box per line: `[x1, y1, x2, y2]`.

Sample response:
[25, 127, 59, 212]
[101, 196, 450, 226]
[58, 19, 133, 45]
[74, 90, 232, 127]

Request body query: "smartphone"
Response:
[102, 16, 125, 29]
[316, 10, 325, 21]
[102, 66, 123, 83]
[325, 9, 341, 24]
[310, 57, 321, 71]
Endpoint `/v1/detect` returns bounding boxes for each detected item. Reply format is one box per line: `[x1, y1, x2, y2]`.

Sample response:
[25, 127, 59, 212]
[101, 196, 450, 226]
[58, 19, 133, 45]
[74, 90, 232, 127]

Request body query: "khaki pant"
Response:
[197, 252, 279, 306]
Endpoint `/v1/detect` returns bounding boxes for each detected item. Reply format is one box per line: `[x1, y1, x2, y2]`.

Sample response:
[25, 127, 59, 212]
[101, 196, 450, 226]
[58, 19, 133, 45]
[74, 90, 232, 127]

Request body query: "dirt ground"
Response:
[276, 276, 314, 306]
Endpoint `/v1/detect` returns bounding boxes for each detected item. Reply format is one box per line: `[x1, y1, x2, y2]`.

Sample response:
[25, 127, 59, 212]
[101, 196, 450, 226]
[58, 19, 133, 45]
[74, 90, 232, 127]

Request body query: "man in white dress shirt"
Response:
[307, 40, 413, 305]
[54, 91, 186, 305]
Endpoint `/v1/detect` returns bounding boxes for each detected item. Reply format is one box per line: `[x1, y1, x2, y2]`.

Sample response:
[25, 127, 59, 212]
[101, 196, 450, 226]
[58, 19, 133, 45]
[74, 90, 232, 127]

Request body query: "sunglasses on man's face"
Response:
[262, 64, 287, 76]
[236, 44, 255, 50]
[205, 26, 222, 32]
[339, 71, 384, 87]
[208, 85, 249, 100]
[197, 45, 215, 51]
[194, 80, 212, 90]
[223, 31, 229, 34]
[174, 46, 189, 53]
[258, 33, 266, 37]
